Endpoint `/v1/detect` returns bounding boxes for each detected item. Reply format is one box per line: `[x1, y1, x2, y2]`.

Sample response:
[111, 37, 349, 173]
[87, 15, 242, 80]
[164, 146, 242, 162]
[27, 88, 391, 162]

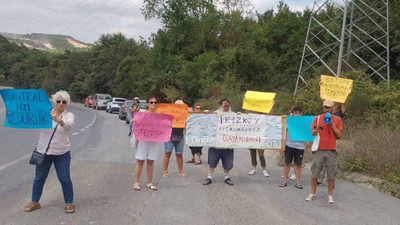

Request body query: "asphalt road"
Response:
[0, 89, 399, 225]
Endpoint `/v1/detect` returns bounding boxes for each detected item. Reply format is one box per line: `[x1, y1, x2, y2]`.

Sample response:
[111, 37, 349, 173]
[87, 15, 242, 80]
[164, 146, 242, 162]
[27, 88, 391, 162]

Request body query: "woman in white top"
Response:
[24, 90, 75, 213]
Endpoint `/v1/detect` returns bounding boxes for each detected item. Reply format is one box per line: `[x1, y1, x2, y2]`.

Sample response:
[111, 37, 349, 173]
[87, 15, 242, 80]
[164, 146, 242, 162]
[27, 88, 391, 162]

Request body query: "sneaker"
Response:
[248, 170, 256, 175]
[178, 171, 187, 177]
[162, 170, 169, 177]
[262, 170, 270, 177]
[328, 195, 335, 204]
[224, 178, 234, 186]
[203, 178, 212, 185]
[305, 194, 316, 201]
[289, 173, 296, 180]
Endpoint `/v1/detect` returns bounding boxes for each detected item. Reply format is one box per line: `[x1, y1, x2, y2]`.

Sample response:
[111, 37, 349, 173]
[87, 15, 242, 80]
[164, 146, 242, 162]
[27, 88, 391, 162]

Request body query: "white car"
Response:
[106, 97, 126, 114]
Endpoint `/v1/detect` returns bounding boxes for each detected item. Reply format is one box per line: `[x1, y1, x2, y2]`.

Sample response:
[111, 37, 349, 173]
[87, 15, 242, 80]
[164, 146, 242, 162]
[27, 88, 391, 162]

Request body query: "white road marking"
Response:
[72, 132, 79, 136]
[0, 153, 30, 172]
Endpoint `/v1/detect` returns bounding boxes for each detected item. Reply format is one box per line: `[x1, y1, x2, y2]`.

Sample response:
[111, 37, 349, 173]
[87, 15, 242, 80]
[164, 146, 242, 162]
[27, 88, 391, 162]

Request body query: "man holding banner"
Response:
[203, 99, 236, 186]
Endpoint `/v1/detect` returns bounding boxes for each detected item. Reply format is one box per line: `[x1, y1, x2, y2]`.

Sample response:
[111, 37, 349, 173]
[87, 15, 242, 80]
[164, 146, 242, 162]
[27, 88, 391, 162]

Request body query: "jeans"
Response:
[32, 151, 74, 203]
[129, 113, 133, 134]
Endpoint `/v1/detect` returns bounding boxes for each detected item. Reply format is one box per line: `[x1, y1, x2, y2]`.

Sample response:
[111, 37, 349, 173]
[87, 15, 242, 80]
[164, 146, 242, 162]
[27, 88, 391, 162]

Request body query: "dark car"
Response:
[84, 95, 95, 108]
[119, 100, 133, 122]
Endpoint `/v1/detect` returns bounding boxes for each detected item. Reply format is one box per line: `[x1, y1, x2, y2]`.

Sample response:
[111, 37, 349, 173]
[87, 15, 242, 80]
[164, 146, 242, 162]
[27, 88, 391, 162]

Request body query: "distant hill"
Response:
[0, 32, 91, 52]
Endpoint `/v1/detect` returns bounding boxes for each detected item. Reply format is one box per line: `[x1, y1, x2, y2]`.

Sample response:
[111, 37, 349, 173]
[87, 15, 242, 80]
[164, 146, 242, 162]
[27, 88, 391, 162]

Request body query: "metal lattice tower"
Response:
[295, 0, 390, 94]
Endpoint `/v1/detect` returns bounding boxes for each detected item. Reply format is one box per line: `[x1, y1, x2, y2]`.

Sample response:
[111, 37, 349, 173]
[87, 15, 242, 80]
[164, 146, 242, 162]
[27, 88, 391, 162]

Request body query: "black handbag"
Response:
[171, 135, 182, 143]
[29, 119, 61, 166]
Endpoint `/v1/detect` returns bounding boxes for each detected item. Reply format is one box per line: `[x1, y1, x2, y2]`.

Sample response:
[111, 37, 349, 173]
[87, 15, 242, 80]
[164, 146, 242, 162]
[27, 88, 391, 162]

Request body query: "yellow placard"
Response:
[320, 75, 353, 103]
[155, 103, 189, 128]
[242, 91, 276, 113]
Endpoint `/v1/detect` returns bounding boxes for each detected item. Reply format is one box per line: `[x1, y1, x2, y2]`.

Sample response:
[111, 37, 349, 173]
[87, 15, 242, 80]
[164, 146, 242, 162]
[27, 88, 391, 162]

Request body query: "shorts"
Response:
[135, 141, 160, 160]
[208, 148, 234, 170]
[284, 145, 304, 166]
[164, 136, 184, 154]
[189, 146, 202, 155]
[311, 150, 338, 180]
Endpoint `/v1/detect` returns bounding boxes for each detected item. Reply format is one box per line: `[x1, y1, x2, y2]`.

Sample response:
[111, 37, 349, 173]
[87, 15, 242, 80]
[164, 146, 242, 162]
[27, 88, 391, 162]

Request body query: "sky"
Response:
[0, 0, 315, 44]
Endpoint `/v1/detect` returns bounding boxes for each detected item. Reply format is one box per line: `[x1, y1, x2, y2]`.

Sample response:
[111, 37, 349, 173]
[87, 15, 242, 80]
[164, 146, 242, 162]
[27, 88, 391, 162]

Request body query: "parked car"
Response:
[138, 100, 147, 111]
[106, 97, 126, 113]
[84, 95, 95, 108]
[93, 93, 112, 110]
[119, 100, 133, 122]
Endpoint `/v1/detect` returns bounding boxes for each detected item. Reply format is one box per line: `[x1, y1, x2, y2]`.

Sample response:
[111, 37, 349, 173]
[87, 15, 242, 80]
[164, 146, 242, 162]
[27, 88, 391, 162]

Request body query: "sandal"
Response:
[65, 204, 75, 213]
[195, 160, 202, 165]
[279, 181, 287, 187]
[133, 183, 141, 191]
[186, 159, 195, 163]
[147, 183, 157, 190]
[295, 183, 303, 189]
[24, 202, 40, 212]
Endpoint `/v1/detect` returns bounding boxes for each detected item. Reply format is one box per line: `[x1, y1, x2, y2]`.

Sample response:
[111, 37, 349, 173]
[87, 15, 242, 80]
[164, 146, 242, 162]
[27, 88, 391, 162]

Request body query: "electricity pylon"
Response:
[295, 0, 390, 95]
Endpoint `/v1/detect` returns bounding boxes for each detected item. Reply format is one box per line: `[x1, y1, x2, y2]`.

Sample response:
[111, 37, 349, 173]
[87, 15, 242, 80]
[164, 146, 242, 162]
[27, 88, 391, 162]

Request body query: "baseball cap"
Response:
[323, 99, 334, 107]
[175, 100, 184, 104]
[134, 97, 139, 100]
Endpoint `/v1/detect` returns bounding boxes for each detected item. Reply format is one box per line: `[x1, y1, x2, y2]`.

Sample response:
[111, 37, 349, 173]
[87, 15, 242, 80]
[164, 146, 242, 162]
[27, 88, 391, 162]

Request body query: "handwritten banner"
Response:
[320, 75, 353, 103]
[216, 113, 268, 149]
[0, 89, 52, 129]
[133, 112, 173, 142]
[185, 114, 217, 146]
[242, 91, 276, 113]
[266, 116, 284, 149]
[286, 116, 316, 141]
[155, 103, 188, 128]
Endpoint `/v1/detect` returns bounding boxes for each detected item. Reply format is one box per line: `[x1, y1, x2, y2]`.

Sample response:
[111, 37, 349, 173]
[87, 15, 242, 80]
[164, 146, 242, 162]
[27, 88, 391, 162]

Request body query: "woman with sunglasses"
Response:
[186, 103, 203, 165]
[24, 90, 75, 213]
[132, 97, 161, 191]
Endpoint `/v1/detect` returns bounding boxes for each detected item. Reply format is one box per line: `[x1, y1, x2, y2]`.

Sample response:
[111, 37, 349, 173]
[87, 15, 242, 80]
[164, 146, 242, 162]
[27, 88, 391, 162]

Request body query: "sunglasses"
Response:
[149, 101, 157, 104]
[56, 100, 67, 104]
[196, 107, 202, 110]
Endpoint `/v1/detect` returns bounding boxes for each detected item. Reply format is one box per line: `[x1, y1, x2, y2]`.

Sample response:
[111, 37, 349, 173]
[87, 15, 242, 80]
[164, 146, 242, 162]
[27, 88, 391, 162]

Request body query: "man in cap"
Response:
[306, 99, 343, 204]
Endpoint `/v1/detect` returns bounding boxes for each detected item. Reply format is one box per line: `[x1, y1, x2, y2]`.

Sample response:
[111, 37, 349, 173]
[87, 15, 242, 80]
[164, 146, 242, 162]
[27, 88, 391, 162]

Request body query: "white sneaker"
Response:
[328, 195, 335, 204]
[305, 194, 316, 201]
[248, 170, 256, 175]
[289, 173, 296, 180]
[262, 170, 269, 177]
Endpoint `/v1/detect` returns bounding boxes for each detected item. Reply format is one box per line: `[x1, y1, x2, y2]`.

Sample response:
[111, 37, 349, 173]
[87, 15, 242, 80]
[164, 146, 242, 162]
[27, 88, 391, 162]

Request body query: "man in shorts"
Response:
[306, 99, 343, 204]
[203, 99, 235, 186]
[280, 106, 305, 189]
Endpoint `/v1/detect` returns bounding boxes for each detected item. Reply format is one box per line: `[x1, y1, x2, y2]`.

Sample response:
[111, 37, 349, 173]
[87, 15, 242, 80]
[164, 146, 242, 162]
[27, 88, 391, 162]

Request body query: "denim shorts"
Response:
[311, 150, 338, 179]
[208, 148, 234, 170]
[164, 136, 185, 154]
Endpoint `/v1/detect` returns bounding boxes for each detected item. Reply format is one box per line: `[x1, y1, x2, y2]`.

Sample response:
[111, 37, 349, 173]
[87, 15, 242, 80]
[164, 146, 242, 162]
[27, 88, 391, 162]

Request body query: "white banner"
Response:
[185, 114, 217, 146]
[266, 116, 282, 149]
[216, 113, 268, 148]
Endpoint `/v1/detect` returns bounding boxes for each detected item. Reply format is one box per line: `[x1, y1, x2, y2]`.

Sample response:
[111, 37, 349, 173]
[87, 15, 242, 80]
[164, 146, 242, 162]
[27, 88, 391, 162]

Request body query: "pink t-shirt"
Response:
[310, 114, 343, 150]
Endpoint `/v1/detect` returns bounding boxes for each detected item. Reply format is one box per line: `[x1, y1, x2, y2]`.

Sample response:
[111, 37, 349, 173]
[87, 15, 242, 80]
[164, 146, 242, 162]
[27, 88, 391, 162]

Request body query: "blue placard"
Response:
[0, 89, 52, 129]
[286, 116, 316, 141]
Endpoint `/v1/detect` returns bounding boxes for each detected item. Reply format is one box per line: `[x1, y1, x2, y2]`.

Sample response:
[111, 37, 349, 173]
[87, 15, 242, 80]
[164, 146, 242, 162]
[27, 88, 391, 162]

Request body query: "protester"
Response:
[203, 99, 236, 186]
[317, 100, 347, 184]
[132, 96, 161, 191]
[162, 100, 187, 177]
[23, 90, 75, 213]
[186, 103, 203, 165]
[306, 99, 343, 204]
[280, 106, 305, 189]
[128, 97, 140, 136]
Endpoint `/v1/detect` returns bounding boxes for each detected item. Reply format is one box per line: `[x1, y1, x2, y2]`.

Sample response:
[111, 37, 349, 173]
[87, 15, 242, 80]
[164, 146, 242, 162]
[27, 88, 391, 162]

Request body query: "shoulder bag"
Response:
[311, 116, 320, 152]
[29, 118, 61, 165]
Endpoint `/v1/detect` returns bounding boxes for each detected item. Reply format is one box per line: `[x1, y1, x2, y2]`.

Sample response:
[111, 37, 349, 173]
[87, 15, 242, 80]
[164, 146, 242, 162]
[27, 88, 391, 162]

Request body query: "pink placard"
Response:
[133, 112, 173, 142]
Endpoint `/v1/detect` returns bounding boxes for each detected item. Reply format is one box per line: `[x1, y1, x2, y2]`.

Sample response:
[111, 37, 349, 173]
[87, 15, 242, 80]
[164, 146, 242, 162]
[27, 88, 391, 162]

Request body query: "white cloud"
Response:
[0, 0, 315, 44]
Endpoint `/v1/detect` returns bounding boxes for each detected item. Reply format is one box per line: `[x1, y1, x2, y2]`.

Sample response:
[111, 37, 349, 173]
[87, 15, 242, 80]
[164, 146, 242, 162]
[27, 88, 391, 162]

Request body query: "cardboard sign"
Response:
[287, 116, 316, 141]
[185, 114, 217, 146]
[320, 75, 353, 103]
[242, 91, 276, 113]
[266, 116, 285, 150]
[133, 112, 173, 142]
[155, 103, 188, 128]
[0, 89, 52, 129]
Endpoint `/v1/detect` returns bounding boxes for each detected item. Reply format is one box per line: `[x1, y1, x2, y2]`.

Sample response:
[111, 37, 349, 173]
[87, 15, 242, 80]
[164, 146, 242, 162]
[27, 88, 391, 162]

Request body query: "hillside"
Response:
[0, 32, 91, 52]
